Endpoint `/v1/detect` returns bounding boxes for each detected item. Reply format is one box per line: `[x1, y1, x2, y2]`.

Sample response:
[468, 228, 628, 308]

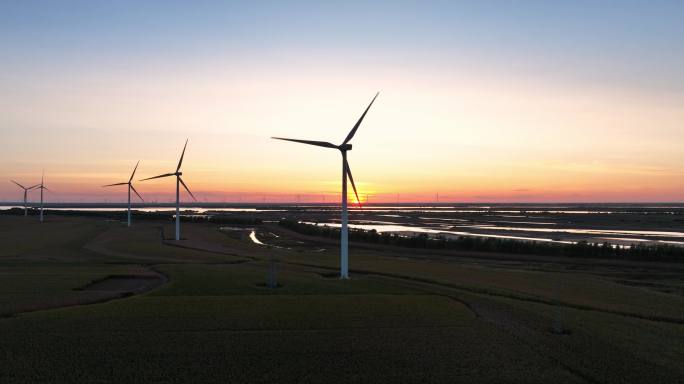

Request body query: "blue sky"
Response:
[3, 1, 682, 90]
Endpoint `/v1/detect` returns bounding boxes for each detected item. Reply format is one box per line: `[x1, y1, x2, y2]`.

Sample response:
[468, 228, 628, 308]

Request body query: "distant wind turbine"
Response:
[37, 171, 50, 222]
[140, 140, 196, 240]
[103, 161, 144, 227]
[272, 92, 379, 279]
[10, 180, 39, 216]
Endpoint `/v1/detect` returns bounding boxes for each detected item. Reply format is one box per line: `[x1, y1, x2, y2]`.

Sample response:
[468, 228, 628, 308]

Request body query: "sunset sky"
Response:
[1, 1, 683, 203]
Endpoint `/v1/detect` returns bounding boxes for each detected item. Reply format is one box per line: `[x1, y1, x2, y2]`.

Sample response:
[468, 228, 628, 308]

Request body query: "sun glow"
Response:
[1, 2, 683, 203]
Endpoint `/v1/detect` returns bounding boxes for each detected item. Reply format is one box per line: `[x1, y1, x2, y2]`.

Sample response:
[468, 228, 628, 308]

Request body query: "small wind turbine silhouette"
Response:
[272, 92, 379, 279]
[140, 140, 196, 240]
[103, 161, 144, 227]
[10, 180, 39, 216]
[36, 171, 50, 222]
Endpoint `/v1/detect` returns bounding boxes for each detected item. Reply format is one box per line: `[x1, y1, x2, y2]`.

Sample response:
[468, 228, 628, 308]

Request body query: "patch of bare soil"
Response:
[75, 273, 166, 294]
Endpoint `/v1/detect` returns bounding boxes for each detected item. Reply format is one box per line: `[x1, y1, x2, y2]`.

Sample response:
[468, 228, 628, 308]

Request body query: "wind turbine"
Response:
[36, 171, 50, 222]
[103, 161, 144, 227]
[140, 140, 196, 240]
[272, 92, 379, 279]
[10, 180, 39, 216]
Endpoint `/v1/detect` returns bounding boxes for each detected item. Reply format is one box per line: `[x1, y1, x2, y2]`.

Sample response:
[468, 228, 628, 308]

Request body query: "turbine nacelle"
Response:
[271, 92, 379, 207]
[139, 139, 196, 202]
[11, 180, 40, 192]
[103, 161, 144, 202]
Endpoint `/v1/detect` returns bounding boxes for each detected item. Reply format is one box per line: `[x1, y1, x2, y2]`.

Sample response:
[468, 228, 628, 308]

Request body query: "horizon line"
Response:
[2, 201, 684, 206]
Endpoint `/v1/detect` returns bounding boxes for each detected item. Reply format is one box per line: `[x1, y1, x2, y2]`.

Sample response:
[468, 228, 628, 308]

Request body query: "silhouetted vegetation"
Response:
[279, 219, 684, 262]
[184, 215, 262, 225]
[0, 208, 261, 225]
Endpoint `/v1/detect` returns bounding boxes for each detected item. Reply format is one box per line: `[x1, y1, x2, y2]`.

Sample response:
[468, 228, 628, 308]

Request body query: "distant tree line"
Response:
[1, 207, 261, 225]
[278, 219, 684, 263]
[183, 215, 262, 225]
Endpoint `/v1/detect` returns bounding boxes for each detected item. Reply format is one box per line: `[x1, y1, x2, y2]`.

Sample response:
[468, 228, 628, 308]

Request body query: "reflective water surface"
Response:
[4, 203, 684, 246]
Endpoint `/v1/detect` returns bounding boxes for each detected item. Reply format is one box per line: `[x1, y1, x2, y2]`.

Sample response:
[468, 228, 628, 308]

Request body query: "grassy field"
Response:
[0, 215, 682, 383]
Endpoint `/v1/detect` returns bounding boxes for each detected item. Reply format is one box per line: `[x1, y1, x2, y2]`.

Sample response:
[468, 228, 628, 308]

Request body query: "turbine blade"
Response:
[345, 158, 362, 207]
[28, 184, 40, 190]
[343, 92, 379, 145]
[271, 137, 338, 149]
[178, 177, 197, 201]
[177, 139, 188, 172]
[130, 184, 144, 202]
[140, 173, 175, 181]
[11, 180, 25, 189]
[129, 160, 140, 183]
[102, 182, 128, 187]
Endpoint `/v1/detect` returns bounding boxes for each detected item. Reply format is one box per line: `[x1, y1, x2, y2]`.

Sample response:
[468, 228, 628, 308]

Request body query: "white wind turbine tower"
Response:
[10, 180, 39, 216]
[102, 161, 144, 227]
[273, 92, 379, 279]
[36, 171, 50, 222]
[140, 140, 196, 240]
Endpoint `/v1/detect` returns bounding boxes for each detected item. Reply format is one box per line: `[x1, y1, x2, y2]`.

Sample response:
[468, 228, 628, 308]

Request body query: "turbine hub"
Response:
[340, 143, 352, 151]
[176, 172, 183, 176]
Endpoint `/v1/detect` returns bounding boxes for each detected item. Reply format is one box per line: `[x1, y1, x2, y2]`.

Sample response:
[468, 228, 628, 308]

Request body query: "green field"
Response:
[1, 215, 683, 383]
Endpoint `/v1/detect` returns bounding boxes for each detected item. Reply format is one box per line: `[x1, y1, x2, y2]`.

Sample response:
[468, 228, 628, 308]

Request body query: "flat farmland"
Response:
[1, 215, 682, 383]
